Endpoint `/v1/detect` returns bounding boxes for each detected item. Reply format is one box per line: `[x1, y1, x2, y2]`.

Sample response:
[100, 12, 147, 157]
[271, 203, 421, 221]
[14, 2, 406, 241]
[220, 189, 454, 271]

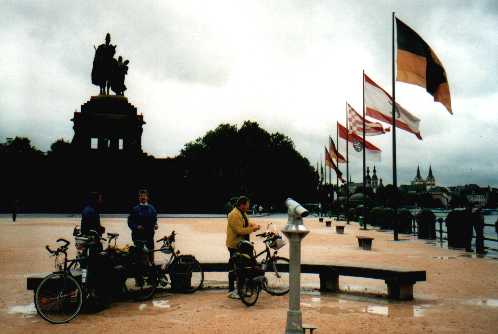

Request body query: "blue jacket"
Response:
[128, 204, 157, 241]
[81, 205, 103, 235]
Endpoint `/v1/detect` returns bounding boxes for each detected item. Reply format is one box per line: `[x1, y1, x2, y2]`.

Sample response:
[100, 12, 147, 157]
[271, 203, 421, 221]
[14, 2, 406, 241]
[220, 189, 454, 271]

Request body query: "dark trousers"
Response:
[228, 248, 237, 291]
[133, 238, 155, 263]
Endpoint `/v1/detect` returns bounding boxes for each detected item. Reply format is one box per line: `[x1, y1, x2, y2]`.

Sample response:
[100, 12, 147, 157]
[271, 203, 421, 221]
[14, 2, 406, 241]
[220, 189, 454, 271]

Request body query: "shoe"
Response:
[227, 290, 240, 299]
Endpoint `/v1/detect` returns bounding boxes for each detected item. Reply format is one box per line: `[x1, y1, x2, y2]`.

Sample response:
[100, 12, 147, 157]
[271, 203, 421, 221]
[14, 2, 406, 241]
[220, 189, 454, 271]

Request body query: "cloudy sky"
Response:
[1, 1, 497, 186]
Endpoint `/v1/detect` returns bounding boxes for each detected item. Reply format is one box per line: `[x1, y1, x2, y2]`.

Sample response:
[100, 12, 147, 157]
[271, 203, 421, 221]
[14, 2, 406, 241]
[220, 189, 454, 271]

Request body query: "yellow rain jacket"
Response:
[226, 207, 254, 249]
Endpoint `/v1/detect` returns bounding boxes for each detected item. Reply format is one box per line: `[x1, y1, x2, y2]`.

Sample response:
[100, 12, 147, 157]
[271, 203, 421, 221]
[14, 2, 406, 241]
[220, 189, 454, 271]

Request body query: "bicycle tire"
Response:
[262, 256, 290, 296]
[238, 276, 260, 307]
[123, 261, 158, 301]
[180, 256, 204, 293]
[34, 272, 83, 324]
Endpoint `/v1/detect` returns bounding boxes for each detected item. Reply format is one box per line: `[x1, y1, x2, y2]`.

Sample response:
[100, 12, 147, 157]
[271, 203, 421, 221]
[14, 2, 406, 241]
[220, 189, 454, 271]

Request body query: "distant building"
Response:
[411, 165, 436, 190]
[466, 193, 487, 207]
[366, 166, 381, 193]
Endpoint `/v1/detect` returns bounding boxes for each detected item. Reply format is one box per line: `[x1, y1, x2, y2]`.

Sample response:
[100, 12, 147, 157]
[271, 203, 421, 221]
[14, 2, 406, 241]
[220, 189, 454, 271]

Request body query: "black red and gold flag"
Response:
[396, 17, 452, 114]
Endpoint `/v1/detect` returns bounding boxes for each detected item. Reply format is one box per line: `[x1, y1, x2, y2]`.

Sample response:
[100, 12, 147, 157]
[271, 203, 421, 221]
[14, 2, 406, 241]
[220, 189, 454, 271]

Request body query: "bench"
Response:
[27, 262, 425, 301]
[200, 263, 425, 300]
[335, 225, 345, 234]
[357, 236, 374, 250]
[302, 323, 318, 333]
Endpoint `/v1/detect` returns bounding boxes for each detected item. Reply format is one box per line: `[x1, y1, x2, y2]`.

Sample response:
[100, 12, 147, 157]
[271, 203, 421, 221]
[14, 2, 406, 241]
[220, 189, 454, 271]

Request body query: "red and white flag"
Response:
[325, 147, 345, 183]
[328, 136, 347, 163]
[337, 122, 381, 161]
[364, 73, 422, 140]
[347, 103, 389, 136]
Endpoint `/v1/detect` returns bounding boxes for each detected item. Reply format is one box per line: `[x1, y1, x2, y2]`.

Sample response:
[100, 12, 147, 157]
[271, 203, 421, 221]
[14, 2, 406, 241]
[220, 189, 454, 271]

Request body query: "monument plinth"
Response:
[71, 95, 145, 154]
[71, 33, 145, 155]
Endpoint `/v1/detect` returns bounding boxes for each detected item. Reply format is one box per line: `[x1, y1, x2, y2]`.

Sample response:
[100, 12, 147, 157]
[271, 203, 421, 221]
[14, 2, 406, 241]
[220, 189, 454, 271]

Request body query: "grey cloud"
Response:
[1, 0, 497, 187]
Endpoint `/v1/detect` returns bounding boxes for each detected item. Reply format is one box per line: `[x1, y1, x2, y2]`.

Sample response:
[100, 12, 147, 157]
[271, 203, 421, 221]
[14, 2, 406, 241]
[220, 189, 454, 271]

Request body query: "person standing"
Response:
[473, 207, 486, 255]
[11, 199, 19, 223]
[81, 192, 105, 236]
[128, 189, 158, 261]
[226, 196, 260, 299]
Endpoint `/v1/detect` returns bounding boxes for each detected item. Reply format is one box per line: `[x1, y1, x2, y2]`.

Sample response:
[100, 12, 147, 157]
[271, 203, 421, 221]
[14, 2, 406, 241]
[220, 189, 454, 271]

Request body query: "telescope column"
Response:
[282, 198, 310, 334]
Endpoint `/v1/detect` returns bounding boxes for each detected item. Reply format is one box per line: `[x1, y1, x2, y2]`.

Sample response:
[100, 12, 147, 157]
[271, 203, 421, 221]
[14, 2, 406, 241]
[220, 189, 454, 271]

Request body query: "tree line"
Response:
[0, 121, 319, 213]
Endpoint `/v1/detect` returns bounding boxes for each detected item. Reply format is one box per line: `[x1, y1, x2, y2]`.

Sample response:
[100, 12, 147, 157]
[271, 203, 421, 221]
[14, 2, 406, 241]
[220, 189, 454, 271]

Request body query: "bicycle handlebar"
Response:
[56, 238, 70, 248]
[157, 231, 176, 243]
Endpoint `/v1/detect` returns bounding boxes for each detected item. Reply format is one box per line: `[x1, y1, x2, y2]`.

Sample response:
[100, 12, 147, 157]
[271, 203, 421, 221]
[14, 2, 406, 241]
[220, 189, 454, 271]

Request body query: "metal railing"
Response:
[409, 218, 498, 253]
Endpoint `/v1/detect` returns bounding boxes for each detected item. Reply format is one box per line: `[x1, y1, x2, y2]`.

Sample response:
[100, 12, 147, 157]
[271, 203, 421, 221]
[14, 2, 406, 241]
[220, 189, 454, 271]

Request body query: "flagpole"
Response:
[345, 102, 350, 225]
[362, 70, 367, 230]
[392, 11, 399, 241]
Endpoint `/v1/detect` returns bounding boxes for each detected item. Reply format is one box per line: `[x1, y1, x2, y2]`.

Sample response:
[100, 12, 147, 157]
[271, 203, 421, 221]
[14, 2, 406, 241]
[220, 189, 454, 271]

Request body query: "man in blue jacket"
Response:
[128, 189, 158, 261]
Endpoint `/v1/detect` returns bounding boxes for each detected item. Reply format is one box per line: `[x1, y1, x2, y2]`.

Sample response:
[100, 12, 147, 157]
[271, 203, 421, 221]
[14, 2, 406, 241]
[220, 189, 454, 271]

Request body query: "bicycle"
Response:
[99, 232, 158, 302]
[34, 238, 88, 324]
[154, 230, 204, 293]
[254, 230, 290, 296]
[232, 227, 289, 306]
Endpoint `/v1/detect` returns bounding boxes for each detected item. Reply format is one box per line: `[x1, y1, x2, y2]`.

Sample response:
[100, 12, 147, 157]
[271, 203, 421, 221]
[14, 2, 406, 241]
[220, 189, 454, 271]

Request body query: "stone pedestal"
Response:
[71, 95, 145, 154]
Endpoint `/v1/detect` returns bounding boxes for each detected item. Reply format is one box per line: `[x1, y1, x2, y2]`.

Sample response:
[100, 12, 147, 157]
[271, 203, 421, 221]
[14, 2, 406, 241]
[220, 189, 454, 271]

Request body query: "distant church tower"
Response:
[411, 165, 436, 189]
[426, 165, 436, 188]
[366, 166, 372, 189]
[372, 165, 379, 190]
[412, 165, 424, 185]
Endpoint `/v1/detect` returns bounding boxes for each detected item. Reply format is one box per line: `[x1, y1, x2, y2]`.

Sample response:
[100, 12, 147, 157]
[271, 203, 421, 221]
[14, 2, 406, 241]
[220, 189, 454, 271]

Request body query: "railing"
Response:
[409, 218, 498, 254]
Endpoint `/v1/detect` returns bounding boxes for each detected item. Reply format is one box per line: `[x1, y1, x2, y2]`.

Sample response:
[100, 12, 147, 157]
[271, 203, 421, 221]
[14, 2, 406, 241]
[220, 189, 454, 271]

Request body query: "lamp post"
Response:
[282, 198, 310, 334]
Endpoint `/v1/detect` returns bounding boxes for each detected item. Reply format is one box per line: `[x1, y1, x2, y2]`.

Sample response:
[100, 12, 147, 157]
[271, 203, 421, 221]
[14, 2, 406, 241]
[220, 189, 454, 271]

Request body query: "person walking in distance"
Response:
[226, 196, 260, 299]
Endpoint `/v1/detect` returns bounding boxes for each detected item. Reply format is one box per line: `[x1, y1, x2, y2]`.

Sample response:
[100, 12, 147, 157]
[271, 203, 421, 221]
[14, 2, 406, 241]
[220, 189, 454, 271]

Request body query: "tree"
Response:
[47, 139, 73, 159]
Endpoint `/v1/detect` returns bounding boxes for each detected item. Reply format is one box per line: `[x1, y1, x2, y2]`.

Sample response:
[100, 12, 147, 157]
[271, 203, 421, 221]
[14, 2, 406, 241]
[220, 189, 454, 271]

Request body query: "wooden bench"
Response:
[28, 263, 426, 301]
[200, 263, 425, 300]
[357, 236, 374, 250]
[302, 323, 318, 333]
[335, 225, 345, 234]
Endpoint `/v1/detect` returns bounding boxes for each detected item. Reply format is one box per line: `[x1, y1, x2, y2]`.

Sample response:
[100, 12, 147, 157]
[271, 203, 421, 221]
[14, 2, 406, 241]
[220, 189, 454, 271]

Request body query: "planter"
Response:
[336, 225, 345, 234]
[325, 220, 331, 227]
[357, 236, 374, 250]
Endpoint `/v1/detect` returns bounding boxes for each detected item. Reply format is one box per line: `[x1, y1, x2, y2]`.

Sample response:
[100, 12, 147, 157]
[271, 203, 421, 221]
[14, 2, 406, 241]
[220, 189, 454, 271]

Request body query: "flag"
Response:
[364, 73, 422, 140]
[347, 103, 390, 136]
[396, 17, 452, 114]
[328, 136, 347, 163]
[325, 147, 345, 183]
[337, 122, 381, 161]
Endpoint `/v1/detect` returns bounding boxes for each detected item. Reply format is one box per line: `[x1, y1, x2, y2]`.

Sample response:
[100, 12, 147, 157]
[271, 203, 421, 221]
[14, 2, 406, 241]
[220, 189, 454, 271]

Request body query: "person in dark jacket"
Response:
[81, 192, 105, 236]
[128, 189, 158, 261]
[472, 207, 486, 255]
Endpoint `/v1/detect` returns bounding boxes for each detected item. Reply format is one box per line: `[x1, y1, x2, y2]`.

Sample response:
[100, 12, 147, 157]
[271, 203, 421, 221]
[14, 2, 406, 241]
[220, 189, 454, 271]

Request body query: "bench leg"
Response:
[320, 271, 339, 292]
[386, 282, 414, 300]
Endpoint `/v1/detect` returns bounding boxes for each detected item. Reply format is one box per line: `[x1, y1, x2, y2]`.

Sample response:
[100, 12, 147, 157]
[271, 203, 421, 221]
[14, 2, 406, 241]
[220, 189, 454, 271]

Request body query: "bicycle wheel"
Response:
[34, 272, 83, 324]
[263, 256, 290, 296]
[181, 256, 204, 293]
[238, 276, 260, 307]
[123, 262, 158, 301]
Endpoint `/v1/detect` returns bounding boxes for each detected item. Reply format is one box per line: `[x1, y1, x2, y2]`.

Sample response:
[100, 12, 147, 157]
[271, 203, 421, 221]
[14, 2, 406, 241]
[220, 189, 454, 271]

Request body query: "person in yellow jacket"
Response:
[226, 196, 260, 299]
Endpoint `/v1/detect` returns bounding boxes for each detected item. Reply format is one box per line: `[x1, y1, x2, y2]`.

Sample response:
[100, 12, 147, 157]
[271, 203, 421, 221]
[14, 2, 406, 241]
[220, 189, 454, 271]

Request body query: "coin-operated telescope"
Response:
[282, 198, 310, 334]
